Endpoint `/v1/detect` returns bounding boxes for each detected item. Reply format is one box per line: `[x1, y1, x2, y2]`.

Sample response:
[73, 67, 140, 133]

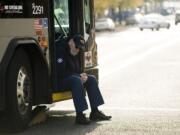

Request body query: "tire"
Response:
[5, 48, 33, 132]
[140, 28, 143, 31]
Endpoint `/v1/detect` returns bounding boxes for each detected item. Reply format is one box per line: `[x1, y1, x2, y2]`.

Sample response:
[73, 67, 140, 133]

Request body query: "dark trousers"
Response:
[62, 74, 104, 113]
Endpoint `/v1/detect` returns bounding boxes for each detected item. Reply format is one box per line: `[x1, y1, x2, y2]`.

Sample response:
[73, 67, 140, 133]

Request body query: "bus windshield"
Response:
[54, 0, 69, 34]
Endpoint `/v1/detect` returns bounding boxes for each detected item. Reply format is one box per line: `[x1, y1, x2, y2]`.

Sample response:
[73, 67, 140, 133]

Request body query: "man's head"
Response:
[68, 35, 85, 56]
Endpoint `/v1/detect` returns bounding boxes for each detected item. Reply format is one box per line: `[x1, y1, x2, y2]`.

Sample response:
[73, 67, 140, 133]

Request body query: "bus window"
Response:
[54, 0, 69, 38]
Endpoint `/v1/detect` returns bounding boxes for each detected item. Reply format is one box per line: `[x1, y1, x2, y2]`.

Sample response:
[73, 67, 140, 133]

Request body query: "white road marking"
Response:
[50, 106, 180, 112]
[100, 107, 180, 112]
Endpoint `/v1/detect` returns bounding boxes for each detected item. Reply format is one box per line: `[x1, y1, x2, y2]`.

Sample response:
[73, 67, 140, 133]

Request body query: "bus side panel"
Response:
[0, 38, 15, 111]
[0, 65, 5, 110]
[0, 19, 50, 63]
[0, 37, 51, 110]
[0, 19, 50, 109]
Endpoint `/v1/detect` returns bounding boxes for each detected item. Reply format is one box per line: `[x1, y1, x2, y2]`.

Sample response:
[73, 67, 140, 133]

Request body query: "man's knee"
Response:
[69, 75, 82, 84]
[87, 75, 97, 83]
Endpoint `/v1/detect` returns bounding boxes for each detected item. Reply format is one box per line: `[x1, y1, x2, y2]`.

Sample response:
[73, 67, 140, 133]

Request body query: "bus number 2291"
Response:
[32, 3, 44, 15]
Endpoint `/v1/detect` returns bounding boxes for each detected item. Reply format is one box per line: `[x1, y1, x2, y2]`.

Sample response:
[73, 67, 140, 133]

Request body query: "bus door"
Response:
[52, 0, 73, 102]
[83, 0, 98, 78]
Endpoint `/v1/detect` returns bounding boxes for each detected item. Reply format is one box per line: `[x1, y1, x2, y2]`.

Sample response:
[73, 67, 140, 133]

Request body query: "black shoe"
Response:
[75, 114, 91, 125]
[90, 111, 112, 121]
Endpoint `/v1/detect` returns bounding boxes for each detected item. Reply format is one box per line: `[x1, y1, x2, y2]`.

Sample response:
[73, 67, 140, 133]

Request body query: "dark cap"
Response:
[73, 34, 85, 51]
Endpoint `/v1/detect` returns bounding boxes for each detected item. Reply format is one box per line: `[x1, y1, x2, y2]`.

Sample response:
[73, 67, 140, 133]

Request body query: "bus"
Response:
[0, 0, 98, 131]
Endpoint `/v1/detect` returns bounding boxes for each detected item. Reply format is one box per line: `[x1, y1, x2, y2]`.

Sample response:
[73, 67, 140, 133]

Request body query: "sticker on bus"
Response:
[0, 0, 48, 18]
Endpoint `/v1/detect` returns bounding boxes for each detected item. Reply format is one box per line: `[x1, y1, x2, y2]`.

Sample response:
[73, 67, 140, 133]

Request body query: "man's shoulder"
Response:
[56, 40, 68, 52]
[55, 37, 68, 47]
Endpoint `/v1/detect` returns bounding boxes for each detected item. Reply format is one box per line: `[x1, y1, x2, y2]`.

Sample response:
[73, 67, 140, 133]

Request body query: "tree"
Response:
[143, 0, 164, 13]
[94, 0, 119, 16]
[119, 0, 143, 10]
[94, 0, 144, 16]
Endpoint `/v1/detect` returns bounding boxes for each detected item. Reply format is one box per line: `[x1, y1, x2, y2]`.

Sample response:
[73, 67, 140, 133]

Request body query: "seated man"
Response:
[56, 34, 111, 125]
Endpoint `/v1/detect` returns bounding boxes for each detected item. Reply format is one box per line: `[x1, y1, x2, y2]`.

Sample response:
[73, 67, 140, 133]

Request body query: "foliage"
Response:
[94, 0, 144, 15]
[94, 0, 118, 14]
[94, 0, 165, 14]
[119, 0, 144, 9]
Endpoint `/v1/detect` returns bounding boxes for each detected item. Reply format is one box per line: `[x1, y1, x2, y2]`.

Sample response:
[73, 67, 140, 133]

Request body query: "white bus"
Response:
[0, 0, 98, 131]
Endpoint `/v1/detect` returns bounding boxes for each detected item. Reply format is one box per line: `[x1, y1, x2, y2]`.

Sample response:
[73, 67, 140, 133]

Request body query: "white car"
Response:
[175, 10, 180, 25]
[138, 13, 170, 31]
[95, 18, 115, 31]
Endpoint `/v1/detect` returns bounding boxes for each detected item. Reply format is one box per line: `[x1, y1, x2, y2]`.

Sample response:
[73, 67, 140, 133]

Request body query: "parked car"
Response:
[124, 15, 137, 25]
[124, 13, 144, 25]
[175, 10, 180, 25]
[138, 13, 170, 31]
[95, 18, 115, 31]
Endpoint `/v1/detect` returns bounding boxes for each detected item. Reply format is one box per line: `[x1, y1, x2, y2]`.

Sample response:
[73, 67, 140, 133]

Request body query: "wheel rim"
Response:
[17, 67, 31, 115]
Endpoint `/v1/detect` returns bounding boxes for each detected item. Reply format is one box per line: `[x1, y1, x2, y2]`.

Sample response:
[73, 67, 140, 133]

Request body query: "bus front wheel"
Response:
[6, 48, 33, 132]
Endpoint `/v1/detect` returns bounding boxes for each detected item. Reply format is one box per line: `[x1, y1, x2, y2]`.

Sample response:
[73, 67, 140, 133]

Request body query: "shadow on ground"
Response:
[0, 110, 101, 135]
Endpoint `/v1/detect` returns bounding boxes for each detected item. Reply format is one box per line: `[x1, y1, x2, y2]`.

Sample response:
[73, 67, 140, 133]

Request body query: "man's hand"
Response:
[80, 73, 88, 83]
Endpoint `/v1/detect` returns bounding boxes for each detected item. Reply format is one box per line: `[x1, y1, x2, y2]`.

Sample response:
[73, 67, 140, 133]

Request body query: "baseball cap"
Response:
[73, 34, 85, 51]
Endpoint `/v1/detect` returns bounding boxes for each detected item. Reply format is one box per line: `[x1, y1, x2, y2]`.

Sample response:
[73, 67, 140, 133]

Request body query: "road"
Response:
[13, 24, 180, 135]
[97, 25, 180, 110]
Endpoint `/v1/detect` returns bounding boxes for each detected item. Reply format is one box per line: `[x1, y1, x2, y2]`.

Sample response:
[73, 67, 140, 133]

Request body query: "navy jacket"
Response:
[55, 39, 82, 83]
